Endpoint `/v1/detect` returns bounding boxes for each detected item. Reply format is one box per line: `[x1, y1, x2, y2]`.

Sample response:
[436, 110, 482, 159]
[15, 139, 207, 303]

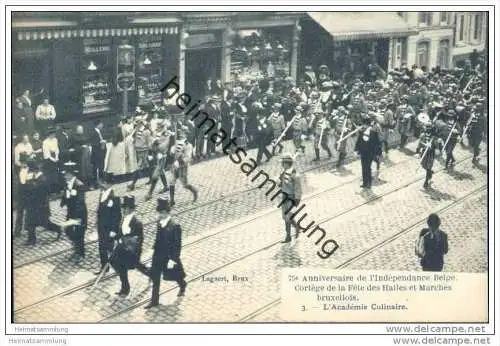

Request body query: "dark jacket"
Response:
[355, 125, 382, 158]
[111, 214, 144, 270]
[152, 218, 182, 261]
[60, 178, 87, 229]
[24, 171, 51, 227]
[419, 228, 448, 271]
[96, 190, 121, 236]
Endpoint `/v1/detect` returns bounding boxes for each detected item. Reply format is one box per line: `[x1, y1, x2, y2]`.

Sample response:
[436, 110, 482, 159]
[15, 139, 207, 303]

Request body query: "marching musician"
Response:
[145, 123, 171, 201]
[60, 163, 87, 262]
[110, 195, 148, 296]
[418, 122, 444, 189]
[127, 118, 152, 191]
[333, 107, 353, 169]
[312, 111, 332, 162]
[291, 105, 308, 155]
[144, 197, 187, 309]
[169, 126, 199, 206]
[355, 114, 382, 189]
[231, 93, 249, 151]
[395, 95, 415, 149]
[468, 102, 485, 164]
[377, 99, 396, 155]
[268, 103, 286, 155]
[442, 110, 461, 170]
[95, 182, 121, 275]
[277, 153, 302, 243]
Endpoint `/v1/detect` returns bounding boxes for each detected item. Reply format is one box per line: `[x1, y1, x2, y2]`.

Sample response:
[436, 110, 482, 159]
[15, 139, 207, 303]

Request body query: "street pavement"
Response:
[12, 134, 487, 323]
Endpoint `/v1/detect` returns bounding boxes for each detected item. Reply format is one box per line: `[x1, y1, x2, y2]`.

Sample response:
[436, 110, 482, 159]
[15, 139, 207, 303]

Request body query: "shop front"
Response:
[12, 13, 181, 127]
[299, 12, 416, 81]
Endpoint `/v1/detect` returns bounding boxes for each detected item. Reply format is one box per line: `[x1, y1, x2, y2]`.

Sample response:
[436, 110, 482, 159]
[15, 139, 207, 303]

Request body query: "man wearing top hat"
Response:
[60, 162, 87, 262]
[110, 195, 148, 296]
[22, 159, 62, 246]
[95, 181, 122, 275]
[277, 153, 302, 243]
[355, 114, 382, 189]
[144, 197, 187, 309]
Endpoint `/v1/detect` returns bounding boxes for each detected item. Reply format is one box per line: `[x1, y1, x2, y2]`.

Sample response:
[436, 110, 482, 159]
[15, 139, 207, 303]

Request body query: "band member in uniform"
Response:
[291, 105, 308, 155]
[268, 103, 286, 155]
[169, 126, 198, 206]
[60, 163, 87, 262]
[333, 110, 354, 169]
[277, 153, 302, 243]
[22, 159, 62, 246]
[395, 95, 415, 149]
[145, 124, 172, 201]
[442, 110, 461, 170]
[127, 119, 152, 191]
[355, 114, 382, 189]
[312, 111, 332, 161]
[110, 195, 148, 296]
[377, 99, 396, 155]
[468, 103, 485, 164]
[417, 123, 444, 189]
[95, 182, 121, 275]
[231, 93, 249, 150]
[144, 198, 187, 309]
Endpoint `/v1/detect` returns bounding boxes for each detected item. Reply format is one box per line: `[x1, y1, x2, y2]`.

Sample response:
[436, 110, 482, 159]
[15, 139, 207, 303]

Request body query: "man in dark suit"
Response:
[355, 114, 382, 189]
[254, 108, 273, 165]
[60, 163, 88, 262]
[95, 182, 122, 275]
[144, 197, 187, 309]
[90, 120, 107, 189]
[110, 195, 148, 296]
[418, 214, 448, 272]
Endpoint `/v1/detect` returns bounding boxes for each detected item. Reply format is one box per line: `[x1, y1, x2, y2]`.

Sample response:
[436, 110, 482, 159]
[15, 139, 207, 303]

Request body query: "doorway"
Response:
[185, 48, 222, 101]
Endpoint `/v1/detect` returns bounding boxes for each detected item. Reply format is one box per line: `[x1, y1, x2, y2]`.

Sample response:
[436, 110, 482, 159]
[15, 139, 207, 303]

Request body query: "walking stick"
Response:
[441, 121, 457, 158]
[336, 116, 348, 150]
[463, 75, 476, 94]
[91, 262, 111, 291]
[337, 126, 362, 147]
[272, 115, 298, 149]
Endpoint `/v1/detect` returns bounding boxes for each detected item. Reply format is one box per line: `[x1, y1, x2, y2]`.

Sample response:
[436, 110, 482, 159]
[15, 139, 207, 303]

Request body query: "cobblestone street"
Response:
[12, 137, 487, 323]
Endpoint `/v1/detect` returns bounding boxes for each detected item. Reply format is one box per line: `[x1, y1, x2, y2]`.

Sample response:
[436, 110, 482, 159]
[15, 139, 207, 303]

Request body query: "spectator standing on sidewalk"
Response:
[416, 214, 449, 272]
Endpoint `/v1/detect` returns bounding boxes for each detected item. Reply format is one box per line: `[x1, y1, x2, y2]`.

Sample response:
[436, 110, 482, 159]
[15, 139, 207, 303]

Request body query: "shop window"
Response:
[136, 36, 164, 105]
[230, 27, 292, 83]
[419, 12, 433, 26]
[438, 39, 450, 69]
[82, 38, 112, 115]
[416, 41, 429, 68]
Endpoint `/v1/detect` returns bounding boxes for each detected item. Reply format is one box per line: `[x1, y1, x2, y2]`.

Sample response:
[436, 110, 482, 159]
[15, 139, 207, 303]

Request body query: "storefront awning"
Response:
[307, 12, 416, 41]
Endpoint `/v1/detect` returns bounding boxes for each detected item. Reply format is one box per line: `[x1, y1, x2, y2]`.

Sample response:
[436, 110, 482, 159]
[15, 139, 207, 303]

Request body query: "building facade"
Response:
[400, 12, 455, 70]
[451, 11, 487, 67]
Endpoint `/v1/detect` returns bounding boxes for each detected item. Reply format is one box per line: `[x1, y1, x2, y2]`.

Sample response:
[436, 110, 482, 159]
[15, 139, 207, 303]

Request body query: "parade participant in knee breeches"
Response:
[319, 81, 335, 115]
[95, 182, 121, 275]
[418, 123, 444, 189]
[455, 100, 469, 144]
[468, 103, 486, 164]
[145, 123, 172, 201]
[169, 126, 198, 206]
[355, 114, 382, 189]
[377, 99, 396, 155]
[370, 111, 384, 175]
[333, 108, 354, 169]
[268, 103, 285, 155]
[127, 118, 152, 191]
[395, 95, 415, 148]
[109, 195, 149, 296]
[291, 105, 308, 155]
[442, 110, 461, 170]
[60, 163, 87, 262]
[144, 197, 187, 309]
[278, 153, 302, 243]
[22, 159, 62, 246]
[312, 111, 332, 162]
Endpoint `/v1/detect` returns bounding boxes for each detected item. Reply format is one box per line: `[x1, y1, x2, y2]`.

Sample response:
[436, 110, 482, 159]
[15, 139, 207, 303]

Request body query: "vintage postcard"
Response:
[2, 2, 498, 344]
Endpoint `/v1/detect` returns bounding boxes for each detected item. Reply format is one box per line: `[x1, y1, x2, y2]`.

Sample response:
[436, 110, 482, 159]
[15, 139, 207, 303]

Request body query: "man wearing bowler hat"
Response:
[110, 195, 148, 296]
[144, 197, 187, 309]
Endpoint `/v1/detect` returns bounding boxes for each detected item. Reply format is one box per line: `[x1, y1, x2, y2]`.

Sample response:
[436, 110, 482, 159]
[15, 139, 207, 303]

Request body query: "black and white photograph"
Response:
[1, 2, 498, 344]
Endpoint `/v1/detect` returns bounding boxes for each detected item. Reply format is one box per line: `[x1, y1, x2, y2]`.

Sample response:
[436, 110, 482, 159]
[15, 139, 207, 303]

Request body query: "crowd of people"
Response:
[11, 55, 487, 302]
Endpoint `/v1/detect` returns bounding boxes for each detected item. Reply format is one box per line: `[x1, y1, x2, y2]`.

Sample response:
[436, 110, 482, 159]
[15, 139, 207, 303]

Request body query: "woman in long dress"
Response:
[121, 117, 138, 174]
[104, 128, 127, 182]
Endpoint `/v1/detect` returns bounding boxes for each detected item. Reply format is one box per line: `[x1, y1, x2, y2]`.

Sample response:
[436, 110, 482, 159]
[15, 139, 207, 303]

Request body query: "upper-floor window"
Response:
[440, 12, 449, 24]
[419, 12, 433, 26]
[458, 14, 465, 42]
[473, 13, 483, 41]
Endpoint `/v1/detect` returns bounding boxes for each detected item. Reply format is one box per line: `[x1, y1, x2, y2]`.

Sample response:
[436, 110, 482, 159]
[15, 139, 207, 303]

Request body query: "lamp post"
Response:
[117, 42, 136, 118]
